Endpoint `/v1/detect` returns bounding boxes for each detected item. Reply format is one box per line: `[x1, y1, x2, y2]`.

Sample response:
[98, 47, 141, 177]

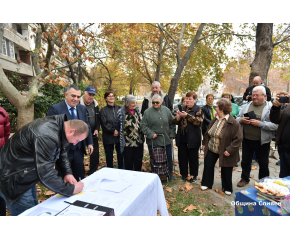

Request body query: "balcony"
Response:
[3, 26, 30, 51]
[0, 54, 33, 76]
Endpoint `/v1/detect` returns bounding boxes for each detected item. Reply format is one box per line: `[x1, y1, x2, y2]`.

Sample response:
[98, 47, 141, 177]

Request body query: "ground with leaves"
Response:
[6, 141, 234, 216]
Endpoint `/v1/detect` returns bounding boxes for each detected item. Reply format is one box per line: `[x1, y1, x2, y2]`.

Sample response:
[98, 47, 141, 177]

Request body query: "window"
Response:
[1, 37, 15, 59]
[1, 38, 7, 55]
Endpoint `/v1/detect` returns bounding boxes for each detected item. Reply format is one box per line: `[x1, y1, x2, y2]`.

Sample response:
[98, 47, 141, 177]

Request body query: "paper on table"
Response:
[82, 179, 102, 192]
[57, 205, 106, 216]
[64, 191, 100, 204]
[100, 180, 132, 193]
[96, 170, 121, 181]
[26, 207, 60, 216]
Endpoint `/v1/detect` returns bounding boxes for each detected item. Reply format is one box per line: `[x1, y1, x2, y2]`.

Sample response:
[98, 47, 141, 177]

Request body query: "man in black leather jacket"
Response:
[0, 114, 87, 216]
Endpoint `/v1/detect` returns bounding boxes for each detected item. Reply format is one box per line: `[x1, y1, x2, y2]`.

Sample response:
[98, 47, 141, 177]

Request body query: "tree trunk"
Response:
[17, 103, 34, 130]
[154, 34, 164, 82]
[167, 23, 206, 102]
[249, 24, 273, 86]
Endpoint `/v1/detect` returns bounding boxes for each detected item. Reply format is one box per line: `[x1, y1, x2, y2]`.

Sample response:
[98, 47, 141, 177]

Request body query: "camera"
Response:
[279, 96, 290, 103]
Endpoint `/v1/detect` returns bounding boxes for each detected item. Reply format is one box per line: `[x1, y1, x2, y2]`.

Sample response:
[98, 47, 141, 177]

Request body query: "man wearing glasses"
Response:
[47, 85, 93, 181]
[236, 86, 278, 187]
[141, 81, 173, 116]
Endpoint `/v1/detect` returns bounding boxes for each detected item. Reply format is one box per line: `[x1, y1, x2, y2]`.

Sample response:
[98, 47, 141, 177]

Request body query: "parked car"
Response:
[196, 98, 206, 108]
[173, 97, 182, 108]
[233, 96, 247, 111]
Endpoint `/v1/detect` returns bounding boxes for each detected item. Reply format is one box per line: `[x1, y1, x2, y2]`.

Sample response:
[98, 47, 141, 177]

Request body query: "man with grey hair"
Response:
[79, 86, 101, 176]
[236, 86, 278, 187]
[141, 81, 173, 116]
[243, 76, 271, 102]
[47, 85, 94, 181]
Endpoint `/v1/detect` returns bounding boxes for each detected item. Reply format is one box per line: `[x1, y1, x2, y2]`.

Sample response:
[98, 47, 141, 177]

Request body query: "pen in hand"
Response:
[79, 177, 81, 182]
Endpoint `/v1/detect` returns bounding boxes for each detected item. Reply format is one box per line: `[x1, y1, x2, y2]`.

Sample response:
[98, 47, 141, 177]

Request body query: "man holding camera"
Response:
[270, 93, 290, 178]
[236, 86, 278, 187]
[243, 76, 272, 102]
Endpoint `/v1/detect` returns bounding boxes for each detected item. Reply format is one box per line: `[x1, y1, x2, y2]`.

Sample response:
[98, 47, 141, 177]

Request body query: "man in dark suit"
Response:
[47, 85, 93, 180]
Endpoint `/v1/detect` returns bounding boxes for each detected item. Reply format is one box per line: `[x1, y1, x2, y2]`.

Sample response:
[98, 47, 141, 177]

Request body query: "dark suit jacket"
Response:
[47, 100, 93, 154]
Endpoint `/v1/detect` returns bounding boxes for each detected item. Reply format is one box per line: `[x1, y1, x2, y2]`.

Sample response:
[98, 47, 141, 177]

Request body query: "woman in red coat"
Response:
[0, 107, 10, 216]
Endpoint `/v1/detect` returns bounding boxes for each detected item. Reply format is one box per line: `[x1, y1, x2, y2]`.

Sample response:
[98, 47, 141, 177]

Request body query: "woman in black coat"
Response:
[201, 94, 216, 136]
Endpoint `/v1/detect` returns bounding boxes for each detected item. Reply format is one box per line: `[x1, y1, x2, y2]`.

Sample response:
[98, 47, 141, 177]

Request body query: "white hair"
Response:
[253, 86, 266, 95]
[124, 94, 136, 107]
[152, 94, 162, 101]
[152, 81, 161, 87]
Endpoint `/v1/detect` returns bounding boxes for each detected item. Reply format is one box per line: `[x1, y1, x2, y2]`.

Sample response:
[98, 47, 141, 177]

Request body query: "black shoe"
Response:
[182, 176, 187, 181]
[189, 177, 197, 183]
[276, 161, 280, 166]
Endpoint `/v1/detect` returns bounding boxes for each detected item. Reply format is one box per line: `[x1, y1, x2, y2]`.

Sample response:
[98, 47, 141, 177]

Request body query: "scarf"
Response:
[126, 107, 135, 115]
[207, 104, 217, 120]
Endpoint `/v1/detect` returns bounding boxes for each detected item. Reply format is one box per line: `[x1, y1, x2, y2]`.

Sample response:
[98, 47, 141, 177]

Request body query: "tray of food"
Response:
[254, 177, 290, 200]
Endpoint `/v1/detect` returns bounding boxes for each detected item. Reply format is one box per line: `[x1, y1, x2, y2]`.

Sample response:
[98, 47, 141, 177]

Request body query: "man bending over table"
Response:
[0, 114, 86, 216]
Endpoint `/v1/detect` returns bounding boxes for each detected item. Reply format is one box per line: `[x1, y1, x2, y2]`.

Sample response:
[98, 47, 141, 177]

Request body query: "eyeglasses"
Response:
[152, 101, 160, 105]
[107, 95, 115, 98]
[252, 94, 264, 98]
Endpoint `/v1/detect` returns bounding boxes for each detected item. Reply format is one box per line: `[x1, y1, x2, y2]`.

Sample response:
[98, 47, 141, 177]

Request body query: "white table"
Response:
[20, 168, 169, 216]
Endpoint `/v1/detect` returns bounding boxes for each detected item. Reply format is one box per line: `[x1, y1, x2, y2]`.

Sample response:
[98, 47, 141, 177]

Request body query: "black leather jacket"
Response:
[100, 104, 121, 145]
[201, 105, 216, 134]
[0, 114, 74, 203]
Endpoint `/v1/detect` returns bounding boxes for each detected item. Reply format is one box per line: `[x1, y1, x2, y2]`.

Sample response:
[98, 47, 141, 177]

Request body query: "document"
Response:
[99, 180, 132, 193]
[26, 207, 60, 216]
[57, 205, 106, 216]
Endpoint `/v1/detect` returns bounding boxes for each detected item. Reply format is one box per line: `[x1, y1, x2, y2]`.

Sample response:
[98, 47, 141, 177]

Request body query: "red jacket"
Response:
[0, 107, 10, 148]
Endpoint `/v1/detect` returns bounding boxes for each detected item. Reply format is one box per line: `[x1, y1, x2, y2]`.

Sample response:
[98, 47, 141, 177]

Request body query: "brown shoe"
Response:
[237, 179, 249, 187]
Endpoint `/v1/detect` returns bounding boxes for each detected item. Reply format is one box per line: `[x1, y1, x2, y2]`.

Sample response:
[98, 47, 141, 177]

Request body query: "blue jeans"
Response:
[148, 144, 173, 174]
[278, 146, 290, 178]
[0, 185, 38, 216]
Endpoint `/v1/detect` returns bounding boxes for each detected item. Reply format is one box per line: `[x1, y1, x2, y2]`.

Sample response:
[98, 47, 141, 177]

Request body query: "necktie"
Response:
[70, 107, 77, 119]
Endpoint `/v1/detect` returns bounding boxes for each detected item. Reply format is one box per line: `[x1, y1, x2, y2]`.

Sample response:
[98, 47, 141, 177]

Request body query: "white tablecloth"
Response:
[20, 168, 169, 216]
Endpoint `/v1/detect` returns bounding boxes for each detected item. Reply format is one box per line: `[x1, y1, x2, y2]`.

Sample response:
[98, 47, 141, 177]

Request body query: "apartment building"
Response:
[0, 23, 33, 90]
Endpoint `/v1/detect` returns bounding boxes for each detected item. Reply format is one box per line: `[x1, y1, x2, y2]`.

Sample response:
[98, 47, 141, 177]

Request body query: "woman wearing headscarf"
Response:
[114, 94, 144, 171]
[201, 94, 216, 136]
[201, 98, 243, 196]
[141, 94, 176, 180]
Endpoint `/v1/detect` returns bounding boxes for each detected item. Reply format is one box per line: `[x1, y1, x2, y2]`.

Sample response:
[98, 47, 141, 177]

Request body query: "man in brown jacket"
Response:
[270, 93, 290, 178]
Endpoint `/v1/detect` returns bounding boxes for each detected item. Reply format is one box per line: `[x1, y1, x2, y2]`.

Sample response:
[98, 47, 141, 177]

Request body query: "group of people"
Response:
[0, 75, 290, 216]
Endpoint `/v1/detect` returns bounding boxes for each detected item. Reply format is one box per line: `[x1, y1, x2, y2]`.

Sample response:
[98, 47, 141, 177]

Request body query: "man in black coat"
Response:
[141, 81, 173, 116]
[243, 76, 271, 102]
[79, 86, 101, 175]
[47, 85, 93, 180]
[0, 115, 87, 215]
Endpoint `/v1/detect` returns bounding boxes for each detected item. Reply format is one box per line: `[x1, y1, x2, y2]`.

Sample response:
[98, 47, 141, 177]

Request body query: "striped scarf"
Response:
[207, 104, 217, 120]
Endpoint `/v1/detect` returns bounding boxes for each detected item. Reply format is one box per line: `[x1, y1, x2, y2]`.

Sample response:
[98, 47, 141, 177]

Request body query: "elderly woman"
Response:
[173, 91, 203, 183]
[221, 92, 240, 118]
[100, 91, 123, 169]
[141, 94, 176, 180]
[114, 94, 144, 171]
[201, 94, 216, 136]
[201, 98, 243, 195]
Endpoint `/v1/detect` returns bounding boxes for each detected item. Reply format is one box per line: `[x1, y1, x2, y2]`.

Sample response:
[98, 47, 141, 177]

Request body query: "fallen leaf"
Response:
[84, 156, 89, 159]
[216, 175, 221, 178]
[143, 160, 149, 163]
[183, 208, 188, 213]
[197, 179, 201, 183]
[233, 167, 237, 171]
[141, 165, 147, 172]
[157, 211, 161, 216]
[45, 190, 55, 196]
[218, 170, 221, 173]
[238, 170, 242, 172]
[213, 204, 217, 206]
[250, 175, 254, 178]
[251, 166, 257, 170]
[215, 163, 218, 167]
[187, 204, 197, 211]
[165, 188, 173, 193]
[166, 201, 170, 209]
[199, 155, 204, 159]
[269, 160, 271, 163]
[171, 197, 176, 201]
[113, 158, 117, 162]
[174, 163, 178, 166]
[176, 172, 182, 177]
[187, 175, 194, 180]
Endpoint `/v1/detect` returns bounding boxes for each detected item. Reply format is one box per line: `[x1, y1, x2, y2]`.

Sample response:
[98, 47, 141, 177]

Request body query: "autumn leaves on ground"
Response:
[7, 141, 234, 216]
